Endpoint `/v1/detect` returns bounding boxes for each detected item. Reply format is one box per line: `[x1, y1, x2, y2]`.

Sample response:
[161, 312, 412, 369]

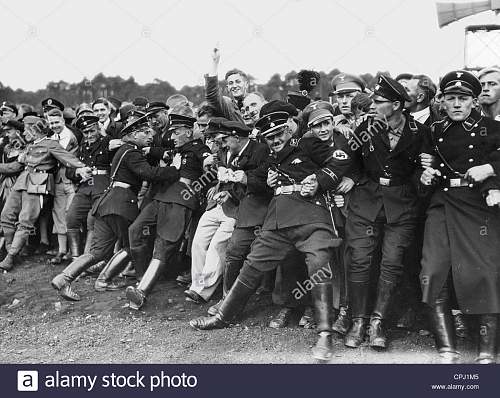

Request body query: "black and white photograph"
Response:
[1, 0, 500, 395]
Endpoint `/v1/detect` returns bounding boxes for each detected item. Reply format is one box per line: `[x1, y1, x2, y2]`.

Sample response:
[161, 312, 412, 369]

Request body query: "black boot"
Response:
[369, 279, 396, 350]
[126, 258, 164, 309]
[311, 282, 334, 361]
[344, 281, 369, 348]
[83, 230, 94, 254]
[475, 314, 498, 364]
[0, 231, 27, 272]
[51, 254, 95, 301]
[67, 229, 81, 259]
[95, 249, 130, 291]
[189, 278, 255, 330]
[429, 283, 459, 363]
[332, 306, 351, 335]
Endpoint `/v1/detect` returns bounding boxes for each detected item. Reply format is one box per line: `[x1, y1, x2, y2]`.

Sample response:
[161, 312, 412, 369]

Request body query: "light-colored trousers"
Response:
[190, 205, 236, 301]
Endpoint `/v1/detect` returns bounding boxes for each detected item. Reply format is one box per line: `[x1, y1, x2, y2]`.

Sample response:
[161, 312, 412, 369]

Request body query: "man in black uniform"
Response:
[190, 110, 353, 361]
[51, 116, 179, 301]
[344, 75, 430, 350]
[419, 70, 500, 364]
[125, 111, 212, 309]
[65, 115, 113, 259]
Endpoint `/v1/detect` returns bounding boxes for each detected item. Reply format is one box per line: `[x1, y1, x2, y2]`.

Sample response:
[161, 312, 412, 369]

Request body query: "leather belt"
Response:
[112, 181, 131, 189]
[444, 178, 472, 188]
[92, 169, 109, 175]
[275, 184, 303, 195]
[26, 166, 54, 174]
[179, 177, 193, 186]
[370, 176, 406, 187]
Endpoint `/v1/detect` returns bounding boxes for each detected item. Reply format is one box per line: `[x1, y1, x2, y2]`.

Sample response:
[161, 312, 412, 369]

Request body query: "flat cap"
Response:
[1, 101, 18, 116]
[373, 75, 411, 102]
[145, 101, 169, 115]
[76, 103, 94, 118]
[207, 117, 251, 139]
[63, 107, 76, 120]
[331, 73, 365, 95]
[440, 70, 482, 98]
[132, 96, 149, 109]
[75, 115, 99, 131]
[42, 98, 64, 112]
[395, 73, 413, 82]
[168, 113, 197, 131]
[255, 111, 289, 137]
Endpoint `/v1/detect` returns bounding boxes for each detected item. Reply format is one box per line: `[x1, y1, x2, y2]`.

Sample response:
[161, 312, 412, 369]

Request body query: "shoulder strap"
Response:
[110, 148, 132, 182]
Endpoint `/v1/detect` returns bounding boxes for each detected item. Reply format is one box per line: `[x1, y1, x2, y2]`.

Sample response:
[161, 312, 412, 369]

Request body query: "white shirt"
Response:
[51, 126, 72, 149]
[411, 107, 430, 124]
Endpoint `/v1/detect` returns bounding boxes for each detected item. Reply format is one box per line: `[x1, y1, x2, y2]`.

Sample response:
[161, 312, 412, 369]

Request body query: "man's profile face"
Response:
[443, 93, 475, 121]
[264, 127, 292, 153]
[401, 79, 419, 109]
[132, 127, 154, 148]
[226, 73, 248, 99]
[479, 72, 500, 106]
[148, 110, 169, 130]
[241, 93, 264, 126]
[47, 115, 65, 134]
[93, 103, 110, 124]
[372, 95, 398, 120]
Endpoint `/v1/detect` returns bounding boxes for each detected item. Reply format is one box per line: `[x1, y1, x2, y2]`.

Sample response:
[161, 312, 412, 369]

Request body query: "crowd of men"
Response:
[1, 50, 500, 364]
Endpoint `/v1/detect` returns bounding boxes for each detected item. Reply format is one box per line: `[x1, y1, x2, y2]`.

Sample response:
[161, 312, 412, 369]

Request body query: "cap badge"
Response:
[270, 122, 275, 127]
[47, 99, 52, 105]
[455, 82, 462, 87]
[339, 75, 345, 82]
[309, 103, 318, 110]
[456, 72, 463, 78]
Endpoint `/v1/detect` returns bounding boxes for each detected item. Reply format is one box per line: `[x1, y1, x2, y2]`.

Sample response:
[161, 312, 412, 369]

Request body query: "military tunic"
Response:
[420, 111, 500, 314]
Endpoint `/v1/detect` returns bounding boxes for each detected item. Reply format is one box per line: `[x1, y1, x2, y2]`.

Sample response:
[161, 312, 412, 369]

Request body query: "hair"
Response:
[245, 91, 265, 101]
[197, 103, 217, 118]
[224, 68, 248, 81]
[413, 75, 437, 103]
[351, 92, 373, 113]
[92, 97, 110, 109]
[478, 66, 500, 80]
[46, 108, 63, 118]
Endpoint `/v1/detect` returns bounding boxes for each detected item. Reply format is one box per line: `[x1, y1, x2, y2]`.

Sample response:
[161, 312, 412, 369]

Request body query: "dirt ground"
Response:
[0, 254, 482, 364]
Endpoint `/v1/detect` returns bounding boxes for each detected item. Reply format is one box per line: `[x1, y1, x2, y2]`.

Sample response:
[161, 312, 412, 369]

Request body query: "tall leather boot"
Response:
[130, 247, 149, 279]
[2, 230, 14, 252]
[311, 282, 334, 361]
[190, 278, 256, 330]
[369, 279, 396, 349]
[0, 237, 5, 253]
[67, 229, 81, 259]
[0, 231, 27, 272]
[344, 281, 369, 348]
[429, 282, 459, 363]
[126, 258, 164, 309]
[95, 249, 130, 292]
[83, 230, 94, 254]
[51, 254, 95, 301]
[475, 314, 498, 364]
[332, 306, 351, 335]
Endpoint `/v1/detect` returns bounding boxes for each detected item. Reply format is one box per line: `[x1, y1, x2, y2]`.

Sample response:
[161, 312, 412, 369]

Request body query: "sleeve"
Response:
[48, 141, 86, 168]
[204, 74, 245, 123]
[127, 150, 180, 184]
[0, 161, 23, 176]
[246, 161, 272, 195]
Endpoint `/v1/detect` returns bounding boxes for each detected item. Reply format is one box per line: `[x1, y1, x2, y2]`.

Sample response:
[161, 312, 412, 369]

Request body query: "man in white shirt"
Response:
[402, 74, 437, 126]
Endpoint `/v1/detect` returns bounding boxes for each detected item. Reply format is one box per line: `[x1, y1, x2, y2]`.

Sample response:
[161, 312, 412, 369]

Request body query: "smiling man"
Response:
[478, 67, 500, 121]
[92, 98, 122, 138]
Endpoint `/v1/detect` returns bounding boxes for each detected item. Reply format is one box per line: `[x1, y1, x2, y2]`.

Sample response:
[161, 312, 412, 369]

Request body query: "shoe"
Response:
[332, 306, 351, 335]
[189, 315, 227, 330]
[344, 318, 368, 348]
[50, 254, 95, 301]
[59, 284, 81, 301]
[125, 259, 164, 309]
[368, 279, 396, 350]
[368, 316, 387, 349]
[126, 286, 146, 310]
[50, 252, 67, 265]
[344, 281, 369, 348]
[454, 313, 469, 339]
[269, 307, 294, 329]
[207, 299, 223, 316]
[184, 290, 206, 304]
[94, 278, 130, 292]
[0, 254, 15, 272]
[299, 307, 315, 329]
[176, 271, 191, 286]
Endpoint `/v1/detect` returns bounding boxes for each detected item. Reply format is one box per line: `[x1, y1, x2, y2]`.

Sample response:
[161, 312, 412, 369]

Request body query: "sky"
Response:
[0, 0, 499, 91]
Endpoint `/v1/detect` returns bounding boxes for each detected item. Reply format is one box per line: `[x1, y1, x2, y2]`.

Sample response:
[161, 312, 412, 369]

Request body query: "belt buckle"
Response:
[449, 178, 461, 188]
[379, 177, 390, 186]
[91, 169, 97, 176]
[282, 186, 293, 194]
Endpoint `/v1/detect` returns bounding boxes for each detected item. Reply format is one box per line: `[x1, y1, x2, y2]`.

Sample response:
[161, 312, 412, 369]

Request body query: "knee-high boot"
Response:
[189, 278, 256, 330]
[67, 229, 81, 259]
[429, 281, 459, 363]
[83, 230, 94, 254]
[312, 282, 334, 361]
[94, 249, 130, 291]
[51, 254, 95, 301]
[369, 279, 397, 349]
[476, 314, 498, 364]
[0, 230, 27, 271]
[126, 258, 164, 309]
[344, 281, 369, 348]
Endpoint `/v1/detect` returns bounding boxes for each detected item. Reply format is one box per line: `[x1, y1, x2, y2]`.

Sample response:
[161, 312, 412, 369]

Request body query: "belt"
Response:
[443, 177, 473, 188]
[92, 169, 109, 175]
[370, 176, 406, 187]
[26, 167, 54, 174]
[112, 181, 131, 189]
[274, 184, 303, 195]
[179, 177, 193, 186]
